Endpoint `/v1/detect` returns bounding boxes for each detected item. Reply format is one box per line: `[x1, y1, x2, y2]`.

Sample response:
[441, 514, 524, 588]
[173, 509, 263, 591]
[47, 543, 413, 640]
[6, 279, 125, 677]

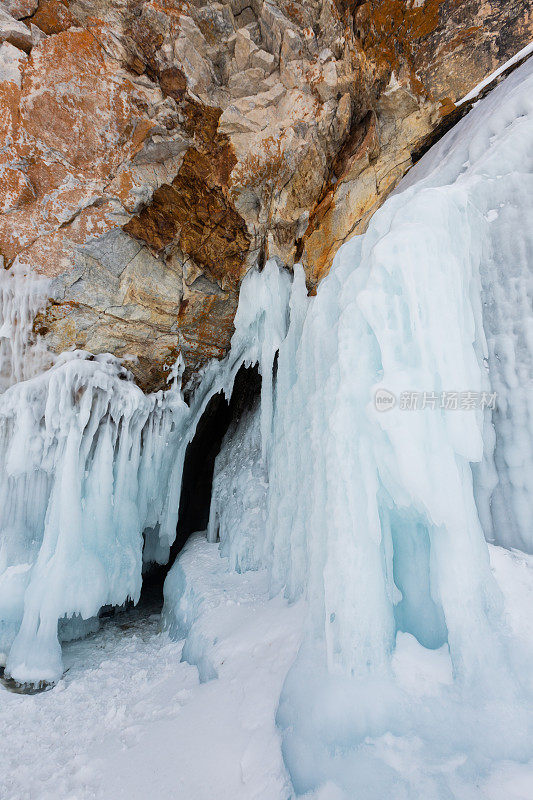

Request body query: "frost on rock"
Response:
[0, 261, 51, 391]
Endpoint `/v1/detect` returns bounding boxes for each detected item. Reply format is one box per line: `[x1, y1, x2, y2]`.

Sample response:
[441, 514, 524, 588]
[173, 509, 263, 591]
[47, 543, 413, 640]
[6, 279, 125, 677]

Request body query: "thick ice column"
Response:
[231, 260, 292, 462]
[263, 264, 311, 596]
[396, 59, 533, 554]
[263, 61, 533, 684]
[475, 175, 533, 552]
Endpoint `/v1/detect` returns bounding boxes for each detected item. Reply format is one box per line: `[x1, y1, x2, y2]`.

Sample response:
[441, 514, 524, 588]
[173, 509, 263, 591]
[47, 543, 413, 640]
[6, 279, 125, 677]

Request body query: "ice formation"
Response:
[0, 352, 189, 682]
[0, 261, 51, 391]
[0, 47, 531, 799]
[0, 251, 291, 682]
[259, 57, 533, 671]
[171, 58, 533, 796]
[207, 401, 267, 573]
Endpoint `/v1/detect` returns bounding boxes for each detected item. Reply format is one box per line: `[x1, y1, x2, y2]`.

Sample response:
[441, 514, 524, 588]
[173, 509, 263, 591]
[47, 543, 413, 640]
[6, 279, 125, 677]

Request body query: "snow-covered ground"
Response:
[0, 535, 305, 800]
[1, 535, 532, 800]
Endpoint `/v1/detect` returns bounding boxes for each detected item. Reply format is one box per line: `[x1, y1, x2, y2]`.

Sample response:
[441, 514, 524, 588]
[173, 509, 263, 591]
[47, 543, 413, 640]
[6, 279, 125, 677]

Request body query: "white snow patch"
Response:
[458, 40, 533, 104]
[0, 534, 304, 800]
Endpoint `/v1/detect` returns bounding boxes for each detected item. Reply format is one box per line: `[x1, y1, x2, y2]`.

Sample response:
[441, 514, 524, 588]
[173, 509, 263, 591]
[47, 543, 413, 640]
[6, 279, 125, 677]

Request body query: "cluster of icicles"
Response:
[0, 256, 291, 683]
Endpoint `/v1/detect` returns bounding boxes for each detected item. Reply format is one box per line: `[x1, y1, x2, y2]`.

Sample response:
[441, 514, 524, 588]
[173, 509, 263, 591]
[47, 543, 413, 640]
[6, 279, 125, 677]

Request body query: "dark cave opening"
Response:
[139, 364, 262, 609]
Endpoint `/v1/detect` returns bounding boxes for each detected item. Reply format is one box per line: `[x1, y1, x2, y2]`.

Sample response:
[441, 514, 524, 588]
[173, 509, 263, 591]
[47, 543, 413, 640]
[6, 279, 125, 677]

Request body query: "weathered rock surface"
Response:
[0, 0, 531, 388]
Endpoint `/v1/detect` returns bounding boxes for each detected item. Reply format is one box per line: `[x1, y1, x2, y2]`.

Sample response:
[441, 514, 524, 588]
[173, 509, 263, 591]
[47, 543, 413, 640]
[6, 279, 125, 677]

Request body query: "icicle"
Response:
[0, 259, 51, 392]
[166, 351, 185, 392]
[231, 260, 292, 462]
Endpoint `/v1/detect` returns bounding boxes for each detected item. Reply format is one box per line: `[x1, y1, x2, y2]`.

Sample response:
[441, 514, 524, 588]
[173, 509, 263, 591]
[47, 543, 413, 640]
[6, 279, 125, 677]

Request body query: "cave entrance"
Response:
[139, 364, 262, 610]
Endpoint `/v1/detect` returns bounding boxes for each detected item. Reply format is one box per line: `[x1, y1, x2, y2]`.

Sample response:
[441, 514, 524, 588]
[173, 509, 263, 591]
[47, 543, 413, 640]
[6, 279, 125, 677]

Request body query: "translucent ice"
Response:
[0, 261, 51, 391]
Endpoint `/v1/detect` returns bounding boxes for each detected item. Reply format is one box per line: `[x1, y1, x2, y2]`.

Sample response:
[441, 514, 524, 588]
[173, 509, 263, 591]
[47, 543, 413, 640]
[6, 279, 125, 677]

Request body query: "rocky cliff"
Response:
[0, 0, 531, 389]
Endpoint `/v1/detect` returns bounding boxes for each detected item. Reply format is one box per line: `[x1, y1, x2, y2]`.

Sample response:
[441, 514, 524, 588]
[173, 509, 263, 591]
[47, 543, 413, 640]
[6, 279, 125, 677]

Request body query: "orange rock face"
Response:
[0, 0, 531, 389]
[20, 30, 148, 175]
[124, 138, 250, 289]
[28, 0, 77, 35]
[298, 0, 533, 286]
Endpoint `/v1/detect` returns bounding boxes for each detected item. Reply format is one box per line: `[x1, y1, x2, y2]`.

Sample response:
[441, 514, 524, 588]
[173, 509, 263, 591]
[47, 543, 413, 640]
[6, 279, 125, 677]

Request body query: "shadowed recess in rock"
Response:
[140, 364, 262, 609]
